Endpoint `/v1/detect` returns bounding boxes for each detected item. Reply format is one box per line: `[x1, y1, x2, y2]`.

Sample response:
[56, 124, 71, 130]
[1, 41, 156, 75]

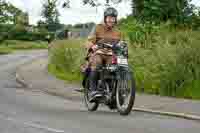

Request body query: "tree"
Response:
[131, 0, 198, 24]
[62, 0, 122, 7]
[51, 0, 199, 26]
[41, 0, 60, 32]
[132, 0, 144, 16]
[14, 12, 29, 25]
[0, 0, 25, 24]
[80, 0, 197, 24]
[37, 20, 46, 27]
[0, 0, 12, 23]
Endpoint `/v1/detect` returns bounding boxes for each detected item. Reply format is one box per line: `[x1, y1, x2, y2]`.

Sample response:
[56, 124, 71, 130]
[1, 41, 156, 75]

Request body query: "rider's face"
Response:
[105, 16, 116, 27]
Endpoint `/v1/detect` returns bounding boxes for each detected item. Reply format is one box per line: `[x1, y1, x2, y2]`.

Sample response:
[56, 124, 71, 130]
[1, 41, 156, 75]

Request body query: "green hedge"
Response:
[7, 31, 54, 41]
[0, 24, 54, 41]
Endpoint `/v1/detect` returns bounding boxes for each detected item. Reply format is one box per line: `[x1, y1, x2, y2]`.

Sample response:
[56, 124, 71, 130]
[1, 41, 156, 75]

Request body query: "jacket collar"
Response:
[103, 23, 115, 31]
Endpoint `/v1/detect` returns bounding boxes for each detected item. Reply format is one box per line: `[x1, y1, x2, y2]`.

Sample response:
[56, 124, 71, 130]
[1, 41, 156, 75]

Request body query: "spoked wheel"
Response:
[116, 71, 136, 115]
[107, 80, 117, 110]
[84, 78, 99, 111]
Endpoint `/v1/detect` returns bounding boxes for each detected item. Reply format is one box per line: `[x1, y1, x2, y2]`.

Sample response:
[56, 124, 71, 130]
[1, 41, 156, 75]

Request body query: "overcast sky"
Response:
[5, 0, 200, 25]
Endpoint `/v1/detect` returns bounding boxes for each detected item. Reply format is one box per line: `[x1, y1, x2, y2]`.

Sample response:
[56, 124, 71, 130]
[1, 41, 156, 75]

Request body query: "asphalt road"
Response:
[0, 50, 200, 133]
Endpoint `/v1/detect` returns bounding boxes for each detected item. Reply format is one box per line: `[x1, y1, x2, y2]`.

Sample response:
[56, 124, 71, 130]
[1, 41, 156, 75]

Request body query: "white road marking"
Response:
[0, 114, 65, 133]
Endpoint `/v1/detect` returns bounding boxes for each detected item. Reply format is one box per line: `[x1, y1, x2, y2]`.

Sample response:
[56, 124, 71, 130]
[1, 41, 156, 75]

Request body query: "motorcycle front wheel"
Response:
[116, 71, 136, 115]
[84, 78, 99, 111]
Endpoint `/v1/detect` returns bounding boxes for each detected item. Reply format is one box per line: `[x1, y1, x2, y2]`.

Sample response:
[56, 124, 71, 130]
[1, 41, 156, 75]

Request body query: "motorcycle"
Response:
[82, 41, 136, 115]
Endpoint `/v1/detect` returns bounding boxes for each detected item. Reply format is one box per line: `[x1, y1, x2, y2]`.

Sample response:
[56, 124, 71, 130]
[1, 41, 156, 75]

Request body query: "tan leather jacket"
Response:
[86, 24, 123, 55]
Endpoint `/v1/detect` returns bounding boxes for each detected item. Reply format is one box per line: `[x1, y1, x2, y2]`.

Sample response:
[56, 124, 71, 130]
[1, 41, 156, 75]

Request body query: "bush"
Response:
[128, 29, 200, 99]
[0, 24, 54, 41]
[119, 16, 159, 48]
[159, 40, 200, 98]
[0, 24, 13, 42]
[8, 30, 54, 41]
[119, 17, 200, 99]
[14, 32, 47, 41]
[0, 32, 7, 43]
[48, 39, 86, 82]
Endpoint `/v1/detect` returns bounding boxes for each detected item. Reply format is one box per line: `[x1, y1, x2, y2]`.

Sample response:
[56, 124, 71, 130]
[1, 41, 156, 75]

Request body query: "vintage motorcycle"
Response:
[82, 41, 136, 115]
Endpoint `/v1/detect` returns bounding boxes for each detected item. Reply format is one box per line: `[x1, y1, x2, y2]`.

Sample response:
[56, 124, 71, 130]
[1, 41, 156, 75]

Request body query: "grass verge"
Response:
[0, 40, 48, 50]
[0, 46, 12, 55]
[48, 30, 200, 100]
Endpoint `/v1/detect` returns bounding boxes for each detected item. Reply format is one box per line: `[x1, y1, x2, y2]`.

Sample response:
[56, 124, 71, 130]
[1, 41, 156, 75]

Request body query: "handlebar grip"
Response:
[96, 43, 113, 49]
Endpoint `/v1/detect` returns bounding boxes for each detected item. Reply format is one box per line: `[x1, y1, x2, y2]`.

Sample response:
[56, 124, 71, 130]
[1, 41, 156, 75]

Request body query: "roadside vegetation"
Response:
[48, 39, 86, 82]
[0, 46, 12, 55]
[48, 0, 200, 100]
[0, 40, 48, 50]
[2, 0, 200, 99]
[48, 26, 200, 100]
[0, 0, 56, 54]
[119, 17, 200, 99]
[0, 40, 48, 54]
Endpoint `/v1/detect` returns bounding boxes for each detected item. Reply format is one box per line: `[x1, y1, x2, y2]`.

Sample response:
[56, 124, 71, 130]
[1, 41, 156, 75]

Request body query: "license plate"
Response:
[117, 57, 128, 65]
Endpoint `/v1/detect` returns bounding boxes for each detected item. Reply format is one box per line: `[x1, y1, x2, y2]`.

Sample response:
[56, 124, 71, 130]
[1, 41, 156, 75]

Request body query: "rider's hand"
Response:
[91, 45, 98, 51]
[85, 41, 98, 52]
[85, 42, 93, 50]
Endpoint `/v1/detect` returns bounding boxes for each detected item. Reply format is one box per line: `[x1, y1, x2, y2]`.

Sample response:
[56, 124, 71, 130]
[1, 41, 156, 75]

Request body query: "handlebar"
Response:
[86, 41, 128, 60]
[88, 41, 126, 53]
[96, 42, 113, 49]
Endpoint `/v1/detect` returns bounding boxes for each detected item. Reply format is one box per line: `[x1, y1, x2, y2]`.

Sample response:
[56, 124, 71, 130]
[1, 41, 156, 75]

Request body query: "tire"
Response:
[116, 71, 136, 115]
[107, 80, 117, 110]
[107, 100, 117, 110]
[84, 78, 99, 111]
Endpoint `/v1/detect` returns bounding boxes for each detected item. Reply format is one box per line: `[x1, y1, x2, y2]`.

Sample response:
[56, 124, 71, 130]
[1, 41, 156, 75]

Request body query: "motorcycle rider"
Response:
[85, 7, 124, 101]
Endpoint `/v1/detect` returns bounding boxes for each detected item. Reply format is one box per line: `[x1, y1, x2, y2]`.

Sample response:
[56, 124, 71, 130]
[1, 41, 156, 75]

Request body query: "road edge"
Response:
[15, 59, 200, 122]
[133, 108, 200, 121]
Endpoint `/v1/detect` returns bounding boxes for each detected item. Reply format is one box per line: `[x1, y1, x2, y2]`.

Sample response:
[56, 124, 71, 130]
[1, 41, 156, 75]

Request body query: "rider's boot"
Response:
[89, 71, 102, 102]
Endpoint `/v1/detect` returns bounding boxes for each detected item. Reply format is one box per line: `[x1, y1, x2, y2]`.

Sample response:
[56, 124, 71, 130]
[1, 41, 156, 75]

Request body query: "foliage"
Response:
[0, 24, 13, 42]
[9, 29, 48, 41]
[128, 28, 200, 99]
[0, 0, 11, 23]
[0, 24, 54, 41]
[0, 46, 12, 54]
[158, 35, 200, 98]
[132, 0, 200, 28]
[41, 0, 61, 32]
[62, 0, 200, 29]
[0, 0, 24, 24]
[37, 20, 47, 31]
[118, 16, 159, 48]
[62, 0, 123, 7]
[0, 40, 48, 50]
[48, 39, 86, 82]
[132, 0, 144, 16]
[48, 25, 200, 100]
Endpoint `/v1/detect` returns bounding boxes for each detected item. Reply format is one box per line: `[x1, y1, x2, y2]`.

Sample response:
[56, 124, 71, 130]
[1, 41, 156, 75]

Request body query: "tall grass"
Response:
[48, 39, 86, 82]
[48, 20, 200, 99]
[0, 40, 48, 50]
[127, 26, 200, 99]
[0, 46, 12, 54]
